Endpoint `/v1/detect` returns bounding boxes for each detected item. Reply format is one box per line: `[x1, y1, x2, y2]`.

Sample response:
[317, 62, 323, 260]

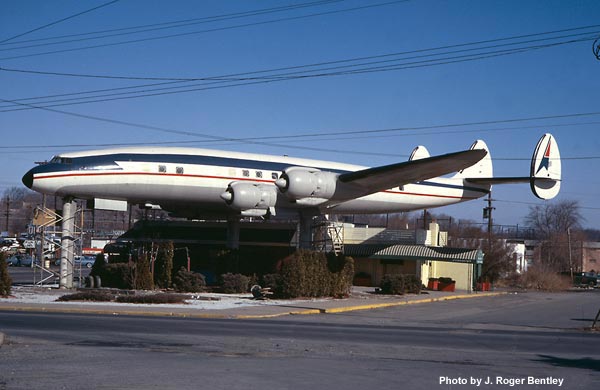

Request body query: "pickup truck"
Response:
[573, 272, 599, 287]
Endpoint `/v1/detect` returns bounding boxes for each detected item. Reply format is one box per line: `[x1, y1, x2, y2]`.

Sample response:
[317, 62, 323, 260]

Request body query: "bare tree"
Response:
[525, 200, 584, 272]
[450, 221, 516, 283]
[525, 200, 582, 239]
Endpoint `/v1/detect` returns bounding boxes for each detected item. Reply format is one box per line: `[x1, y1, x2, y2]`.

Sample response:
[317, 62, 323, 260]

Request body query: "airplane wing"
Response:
[337, 149, 487, 198]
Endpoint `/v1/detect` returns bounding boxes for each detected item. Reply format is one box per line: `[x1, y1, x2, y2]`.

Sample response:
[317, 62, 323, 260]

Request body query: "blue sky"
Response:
[1, 0, 599, 228]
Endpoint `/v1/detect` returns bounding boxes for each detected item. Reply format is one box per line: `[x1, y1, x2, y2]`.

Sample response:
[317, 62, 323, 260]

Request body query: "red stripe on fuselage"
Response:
[34, 171, 476, 200]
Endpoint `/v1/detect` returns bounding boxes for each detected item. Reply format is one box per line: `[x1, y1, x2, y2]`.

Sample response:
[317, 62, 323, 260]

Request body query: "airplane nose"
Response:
[22, 169, 34, 189]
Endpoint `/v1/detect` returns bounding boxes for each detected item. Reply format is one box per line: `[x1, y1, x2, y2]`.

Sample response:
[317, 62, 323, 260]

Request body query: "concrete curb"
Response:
[0, 292, 507, 319]
[323, 292, 507, 315]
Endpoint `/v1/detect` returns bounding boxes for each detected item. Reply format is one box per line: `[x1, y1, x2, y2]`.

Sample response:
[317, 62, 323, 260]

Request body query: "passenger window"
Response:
[256, 171, 263, 178]
[176, 166, 184, 174]
[271, 172, 279, 180]
[242, 170, 250, 177]
[159, 165, 167, 173]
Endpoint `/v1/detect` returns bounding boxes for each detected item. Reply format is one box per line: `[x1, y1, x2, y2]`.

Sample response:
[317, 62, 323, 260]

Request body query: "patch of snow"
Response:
[1, 286, 331, 311]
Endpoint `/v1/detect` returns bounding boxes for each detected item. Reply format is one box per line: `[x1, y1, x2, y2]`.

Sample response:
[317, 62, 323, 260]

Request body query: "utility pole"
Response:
[4, 195, 9, 234]
[567, 227, 573, 280]
[483, 192, 495, 238]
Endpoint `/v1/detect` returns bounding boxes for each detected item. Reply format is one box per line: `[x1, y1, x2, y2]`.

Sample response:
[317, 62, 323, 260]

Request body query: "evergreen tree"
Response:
[0, 252, 13, 296]
[154, 241, 174, 288]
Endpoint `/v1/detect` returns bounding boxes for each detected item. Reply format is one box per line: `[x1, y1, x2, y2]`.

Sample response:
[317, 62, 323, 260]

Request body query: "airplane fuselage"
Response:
[22, 147, 489, 218]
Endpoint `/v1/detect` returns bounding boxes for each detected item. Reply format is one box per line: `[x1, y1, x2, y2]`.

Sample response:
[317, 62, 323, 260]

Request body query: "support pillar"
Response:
[298, 212, 315, 249]
[226, 217, 240, 249]
[59, 197, 76, 289]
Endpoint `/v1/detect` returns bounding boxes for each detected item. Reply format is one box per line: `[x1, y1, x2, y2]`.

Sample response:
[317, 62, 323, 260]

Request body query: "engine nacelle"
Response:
[220, 182, 278, 212]
[275, 167, 338, 200]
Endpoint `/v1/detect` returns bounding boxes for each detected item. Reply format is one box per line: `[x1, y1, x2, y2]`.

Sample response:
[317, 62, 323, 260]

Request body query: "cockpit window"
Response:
[50, 156, 72, 164]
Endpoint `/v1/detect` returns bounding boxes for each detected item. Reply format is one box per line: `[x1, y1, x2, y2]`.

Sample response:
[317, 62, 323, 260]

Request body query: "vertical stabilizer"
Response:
[453, 140, 493, 179]
[530, 133, 561, 199]
[409, 145, 430, 161]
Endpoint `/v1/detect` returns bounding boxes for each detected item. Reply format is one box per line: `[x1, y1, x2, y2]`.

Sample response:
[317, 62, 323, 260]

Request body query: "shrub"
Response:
[115, 293, 189, 304]
[154, 241, 174, 289]
[91, 253, 106, 276]
[173, 267, 206, 293]
[98, 263, 131, 289]
[380, 274, 422, 295]
[380, 274, 405, 295]
[261, 273, 282, 294]
[57, 291, 115, 302]
[276, 250, 354, 298]
[221, 273, 251, 293]
[0, 252, 13, 296]
[403, 274, 422, 294]
[132, 252, 154, 290]
[517, 268, 571, 292]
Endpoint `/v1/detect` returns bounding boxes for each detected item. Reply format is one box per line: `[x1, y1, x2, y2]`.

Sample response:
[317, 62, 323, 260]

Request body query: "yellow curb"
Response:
[0, 292, 507, 319]
[324, 292, 507, 314]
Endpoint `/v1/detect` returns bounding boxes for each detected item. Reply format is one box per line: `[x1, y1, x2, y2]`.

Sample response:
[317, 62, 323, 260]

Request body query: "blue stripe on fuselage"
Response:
[36, 153, 348, 175]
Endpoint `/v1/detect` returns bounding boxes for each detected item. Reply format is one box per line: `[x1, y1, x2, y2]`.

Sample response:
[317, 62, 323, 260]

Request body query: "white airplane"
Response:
[22, 133, 560, 226]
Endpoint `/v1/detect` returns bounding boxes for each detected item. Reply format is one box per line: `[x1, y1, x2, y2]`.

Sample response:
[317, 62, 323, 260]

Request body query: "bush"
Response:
[276, 250, 354, 298]
[380, 274, 404, 295]
[403, 274, 422, 294]
[154, 242, 174, 289]
[132, 252, 154, 290]
[91, 253, 106, 276]
[517, 268, 571, 292]
[173, 267, 206, 293]
[221, 273, 251, 293]
[380, 274, 422, 295]
[98, 263, 131, 289]
[0, 252, 12, 296]
[261, 273, 282, 293]
[57, 291, 115, 302]
[115, 293, 189, 304]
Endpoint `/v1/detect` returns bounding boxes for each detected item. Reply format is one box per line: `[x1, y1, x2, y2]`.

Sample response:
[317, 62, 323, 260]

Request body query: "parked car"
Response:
[55, 255, 96, 268]
[573, 272, 599, 287]
[6, 254, 39, 267]
[5, 255, 20, 266]
[77, 256, 96, 268]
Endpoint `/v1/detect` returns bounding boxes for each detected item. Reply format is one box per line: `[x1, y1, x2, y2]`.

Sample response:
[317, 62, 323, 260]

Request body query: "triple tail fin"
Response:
[464, 133, 561, 200]
[453, 140, 493, 179]
[530, 133, 561, 199]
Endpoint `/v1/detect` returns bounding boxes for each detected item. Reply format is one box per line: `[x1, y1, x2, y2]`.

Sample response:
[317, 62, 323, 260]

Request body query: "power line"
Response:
[0, 0, 408, 61]
[495, 199, 600, 211]
[3, 24, 598, 81]
[0, 0, 120, 44]
[5, 119, 597, 152]
[1, 32, 597, 112]
[0, 0, 346, 48]
[2, 96, 600, 159]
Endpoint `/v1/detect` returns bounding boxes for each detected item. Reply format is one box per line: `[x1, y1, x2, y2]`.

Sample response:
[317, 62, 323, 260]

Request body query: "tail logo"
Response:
[535, 139, 552, 175]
